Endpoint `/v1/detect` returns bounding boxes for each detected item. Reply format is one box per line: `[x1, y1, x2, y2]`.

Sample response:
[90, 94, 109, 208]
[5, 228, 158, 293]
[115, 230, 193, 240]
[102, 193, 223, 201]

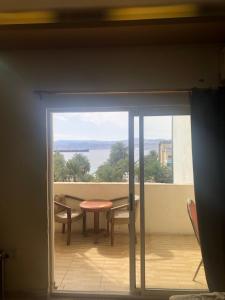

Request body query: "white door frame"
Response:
[46, 101, 207, 297]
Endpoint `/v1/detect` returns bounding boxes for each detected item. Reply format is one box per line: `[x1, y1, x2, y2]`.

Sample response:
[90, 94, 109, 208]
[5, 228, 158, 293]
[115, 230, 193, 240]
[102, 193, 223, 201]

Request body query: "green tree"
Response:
[144, 150, 162, 182]
[109, 142, 128, 165]
[156, 165, 173, 183]
[113, 159, 129, 181]
[81, 173, 95, 182]
[96, 163, 116, 182]
[66, 153, 90, 181]
[96, 142, 128, 182]
[96, 159, 128, 182]
[135, 150, 172, 183]
[53, 151, 67, 182]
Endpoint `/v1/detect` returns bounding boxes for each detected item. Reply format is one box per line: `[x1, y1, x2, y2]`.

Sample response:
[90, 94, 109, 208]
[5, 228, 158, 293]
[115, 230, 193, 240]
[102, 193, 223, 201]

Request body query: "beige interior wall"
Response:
[0, 62, 48, 295]
[2, 45, 220, 92]
[53, 182, 194, 235]
[0, 44, 221, 295]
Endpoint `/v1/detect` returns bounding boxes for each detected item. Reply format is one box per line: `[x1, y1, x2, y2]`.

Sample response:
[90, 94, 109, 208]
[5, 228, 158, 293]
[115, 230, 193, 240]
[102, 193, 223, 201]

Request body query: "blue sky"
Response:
[53, 112, 172, 141]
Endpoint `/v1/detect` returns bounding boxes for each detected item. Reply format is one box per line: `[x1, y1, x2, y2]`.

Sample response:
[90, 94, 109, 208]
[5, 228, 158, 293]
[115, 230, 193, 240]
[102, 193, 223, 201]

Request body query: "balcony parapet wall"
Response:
[53, 182, 194, 234]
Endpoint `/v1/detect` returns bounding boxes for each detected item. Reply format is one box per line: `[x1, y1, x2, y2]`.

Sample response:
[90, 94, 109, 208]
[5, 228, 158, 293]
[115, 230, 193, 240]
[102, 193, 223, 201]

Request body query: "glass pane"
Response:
[134, 116, 140, 288]
[52, 111, 130, 293]
[143, 115, 207, 290]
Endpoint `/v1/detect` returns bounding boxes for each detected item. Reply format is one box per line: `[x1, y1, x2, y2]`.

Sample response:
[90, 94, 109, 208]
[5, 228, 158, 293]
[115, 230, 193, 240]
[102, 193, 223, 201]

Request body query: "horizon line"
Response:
[54, 138, 172, 142]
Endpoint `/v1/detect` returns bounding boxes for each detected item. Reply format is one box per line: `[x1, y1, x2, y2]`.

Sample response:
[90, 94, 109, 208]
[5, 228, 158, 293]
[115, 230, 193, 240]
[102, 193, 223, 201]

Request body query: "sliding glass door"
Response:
[47, 99, 206, 296]
[129, 109, 207, 294]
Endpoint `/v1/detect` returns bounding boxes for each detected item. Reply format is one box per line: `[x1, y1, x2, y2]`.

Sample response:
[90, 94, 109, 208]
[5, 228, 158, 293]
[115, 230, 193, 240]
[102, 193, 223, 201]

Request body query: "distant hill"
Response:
[53, 139, 171, 152]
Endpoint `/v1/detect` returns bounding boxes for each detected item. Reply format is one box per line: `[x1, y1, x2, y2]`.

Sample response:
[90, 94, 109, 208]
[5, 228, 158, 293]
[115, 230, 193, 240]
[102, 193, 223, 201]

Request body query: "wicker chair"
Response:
[54, 194, 85, 245]
[106, 195, 140, 246]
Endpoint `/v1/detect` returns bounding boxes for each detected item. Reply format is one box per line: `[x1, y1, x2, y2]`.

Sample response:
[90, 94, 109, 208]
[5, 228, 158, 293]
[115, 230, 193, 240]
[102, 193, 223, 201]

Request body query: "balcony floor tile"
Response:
[54, 232, 207, 292]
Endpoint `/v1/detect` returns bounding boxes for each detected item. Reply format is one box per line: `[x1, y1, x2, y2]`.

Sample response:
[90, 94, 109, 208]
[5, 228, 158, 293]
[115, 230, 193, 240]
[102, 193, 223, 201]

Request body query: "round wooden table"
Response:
[80, 200, 112, 243]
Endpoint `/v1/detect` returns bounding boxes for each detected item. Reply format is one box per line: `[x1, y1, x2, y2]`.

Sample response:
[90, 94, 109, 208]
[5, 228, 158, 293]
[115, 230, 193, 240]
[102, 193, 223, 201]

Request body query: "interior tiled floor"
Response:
[54, 232, 207, 292]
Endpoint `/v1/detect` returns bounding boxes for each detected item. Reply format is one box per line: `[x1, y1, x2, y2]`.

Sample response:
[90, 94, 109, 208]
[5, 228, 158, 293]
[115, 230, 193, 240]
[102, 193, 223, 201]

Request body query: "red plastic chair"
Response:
[187, 199, 203, 281]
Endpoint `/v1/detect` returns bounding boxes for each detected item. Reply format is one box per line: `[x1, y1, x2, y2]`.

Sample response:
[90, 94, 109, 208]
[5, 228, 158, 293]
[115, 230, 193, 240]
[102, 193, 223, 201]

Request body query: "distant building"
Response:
[159, 141, 172, 167]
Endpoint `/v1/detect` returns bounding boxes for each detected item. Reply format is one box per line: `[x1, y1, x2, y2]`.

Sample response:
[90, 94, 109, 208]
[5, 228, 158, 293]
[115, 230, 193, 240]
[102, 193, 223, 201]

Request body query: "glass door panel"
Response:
[143, 116, 173, 289]
[143, 115, 207, 290]
[129, 112, 207, 293]
[52, 111, 131, 293]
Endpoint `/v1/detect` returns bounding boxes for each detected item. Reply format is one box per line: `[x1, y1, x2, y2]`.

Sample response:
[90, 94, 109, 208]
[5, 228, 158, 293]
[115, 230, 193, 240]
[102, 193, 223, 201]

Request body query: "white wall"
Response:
[54, 182, 195, 234]
[173, 116, 194, 184]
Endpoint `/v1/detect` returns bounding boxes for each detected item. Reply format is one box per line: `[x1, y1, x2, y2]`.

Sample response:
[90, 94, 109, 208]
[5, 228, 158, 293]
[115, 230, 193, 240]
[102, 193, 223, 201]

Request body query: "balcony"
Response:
[53, 182, 207, 292]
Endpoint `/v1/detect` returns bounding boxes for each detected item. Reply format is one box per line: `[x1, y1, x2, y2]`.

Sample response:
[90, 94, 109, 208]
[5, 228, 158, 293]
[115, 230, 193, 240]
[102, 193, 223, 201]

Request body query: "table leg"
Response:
[94, 211, 99, 234]
[82, 211, 86, 236]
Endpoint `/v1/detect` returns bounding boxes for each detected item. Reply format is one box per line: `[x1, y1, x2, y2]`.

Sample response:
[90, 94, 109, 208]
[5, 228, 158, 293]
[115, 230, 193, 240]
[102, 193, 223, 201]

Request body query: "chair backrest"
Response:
[54, 194, 66, 214]
[111, 195, 139, 209]
[111, 196, 128, 208]
[187, 199, 200, 244]
[54, 193, 83, 212]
